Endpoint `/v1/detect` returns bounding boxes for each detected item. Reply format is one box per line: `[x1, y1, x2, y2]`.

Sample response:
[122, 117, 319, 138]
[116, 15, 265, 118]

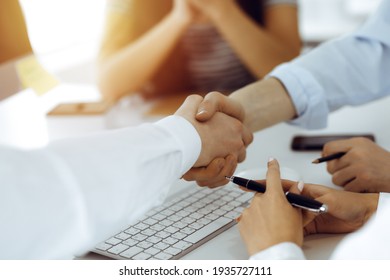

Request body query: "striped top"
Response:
[179, 0, 297, 92]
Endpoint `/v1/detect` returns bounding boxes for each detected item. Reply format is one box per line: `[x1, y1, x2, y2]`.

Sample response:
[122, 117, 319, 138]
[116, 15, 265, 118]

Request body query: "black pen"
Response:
[226, 176, 328, 213]
[312, 152, 346, 164]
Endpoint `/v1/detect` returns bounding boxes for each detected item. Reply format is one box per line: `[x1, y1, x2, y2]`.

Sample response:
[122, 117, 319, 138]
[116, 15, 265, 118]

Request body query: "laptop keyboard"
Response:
[93, 184, 254, 260]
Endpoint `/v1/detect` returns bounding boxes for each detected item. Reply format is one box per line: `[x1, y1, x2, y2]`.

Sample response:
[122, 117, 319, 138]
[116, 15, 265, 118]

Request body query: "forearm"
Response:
[230, 77, 296, 132]
[98, 12, 190, 100]
[209, 3, 300, 78]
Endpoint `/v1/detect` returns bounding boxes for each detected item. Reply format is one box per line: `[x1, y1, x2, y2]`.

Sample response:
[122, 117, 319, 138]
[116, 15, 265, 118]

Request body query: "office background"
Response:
[19, 0, 381, 87]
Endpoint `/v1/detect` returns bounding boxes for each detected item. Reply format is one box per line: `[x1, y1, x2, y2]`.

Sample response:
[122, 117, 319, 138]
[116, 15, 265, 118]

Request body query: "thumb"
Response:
[195, 92, 221, 122]
[175, 94, 203, 118]
[196, 91, 245, 122]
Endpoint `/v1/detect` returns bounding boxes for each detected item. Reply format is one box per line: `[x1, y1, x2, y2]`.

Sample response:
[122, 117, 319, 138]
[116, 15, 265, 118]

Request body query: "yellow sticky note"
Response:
[16, 55, 59, 96]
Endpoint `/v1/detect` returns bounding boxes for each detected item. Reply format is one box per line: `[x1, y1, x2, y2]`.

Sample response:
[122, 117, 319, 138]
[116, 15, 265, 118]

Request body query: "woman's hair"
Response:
[236, 0, 264, 25]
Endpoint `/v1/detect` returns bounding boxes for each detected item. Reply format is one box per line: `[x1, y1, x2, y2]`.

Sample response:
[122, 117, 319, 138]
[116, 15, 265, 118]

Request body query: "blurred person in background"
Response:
[98, 0, 301, 101]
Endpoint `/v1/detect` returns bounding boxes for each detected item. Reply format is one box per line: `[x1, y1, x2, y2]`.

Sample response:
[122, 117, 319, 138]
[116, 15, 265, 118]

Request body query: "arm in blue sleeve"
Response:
[270, 0, 390, 129]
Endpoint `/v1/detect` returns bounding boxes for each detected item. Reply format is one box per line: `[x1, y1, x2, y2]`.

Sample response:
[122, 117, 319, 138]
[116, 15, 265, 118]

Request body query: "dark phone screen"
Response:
[291, 134, 375, 151]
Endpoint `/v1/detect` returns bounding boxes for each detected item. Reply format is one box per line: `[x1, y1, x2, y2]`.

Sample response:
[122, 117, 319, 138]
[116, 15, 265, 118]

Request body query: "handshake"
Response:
[174, 92, 253, 187]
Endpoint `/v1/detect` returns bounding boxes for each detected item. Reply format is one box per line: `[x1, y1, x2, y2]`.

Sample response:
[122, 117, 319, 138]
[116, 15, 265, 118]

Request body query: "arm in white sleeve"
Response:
[0, 115, 201, 259]
[249, 192, 390, 260]
[249, 242, 306, 260]
[269, 0, 390, 129]
[330, 192, 390, 259]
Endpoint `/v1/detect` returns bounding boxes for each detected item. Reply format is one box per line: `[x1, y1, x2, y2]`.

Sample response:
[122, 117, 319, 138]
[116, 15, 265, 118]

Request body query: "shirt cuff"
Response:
[249, 242, 306, 260]
[269, 63, 329, 129]
[155, 115, 202, 175]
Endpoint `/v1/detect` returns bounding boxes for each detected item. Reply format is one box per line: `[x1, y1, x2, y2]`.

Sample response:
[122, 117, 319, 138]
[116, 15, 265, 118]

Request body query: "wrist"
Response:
[205, 1, 236, 24]
[169, 7, 193, 28]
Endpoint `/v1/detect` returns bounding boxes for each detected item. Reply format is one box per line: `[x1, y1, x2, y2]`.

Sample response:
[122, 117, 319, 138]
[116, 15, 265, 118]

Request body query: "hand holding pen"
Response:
[237, 158, 306, 255]
[313, 137, 390, 193]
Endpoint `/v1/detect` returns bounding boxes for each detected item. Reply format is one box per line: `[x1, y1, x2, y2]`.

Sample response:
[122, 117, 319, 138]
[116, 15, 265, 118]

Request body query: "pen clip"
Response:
[290, 203, 327, 213]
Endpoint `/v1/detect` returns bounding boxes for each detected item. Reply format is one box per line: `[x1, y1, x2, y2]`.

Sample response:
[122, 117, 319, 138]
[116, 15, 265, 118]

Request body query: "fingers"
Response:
[265, 158, 284, 196]
[344, 179, 367, 193]
[242, 125, 253, 147]
[300, 183, 330, 200]
[196, 92, 245, 123]
[322, 139, 353, 157]
[175, 94, 203, 117]
[182, 155, 238, 188]
[332, 166, 357, 187]
[182, 158, 224, 181]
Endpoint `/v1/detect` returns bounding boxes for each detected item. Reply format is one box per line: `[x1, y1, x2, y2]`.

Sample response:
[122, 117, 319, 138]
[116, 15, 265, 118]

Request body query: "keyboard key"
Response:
[115, 232, 131, 240]
[146, 236, 162, 244]
[154, 252, 172, 260]
[108, 244, 129, 255]
[236, 192, 254, 203]
[224, 210, 241, 219]
[184, 217, 232, 244]
[155, 231, 170, 239]
[205, 213, 219, 220]
[164, 247, 182, 256]
[165, 226, 179, 234]
[167, 214, 181, 222]
[189, 213, 203, 220]
[133, 252, 151, 260]
[228, 200, 242, 207]
[143, 218, 158, 226]
[132, 233, 147, 242]
[150, 224, 165, 231]
[159, 219, 174, 227]
[181, 217, 195, 224]
[122, 238, 138, 247]
[172, 240, 192, 250]
[214, 209, 227, 216]
[134, 223, 149, 230]
[142, 228, 157, 236]
[197, 217, 211, 226]
[137, 241, 153, 249]
[221, 204, 234, 212]
[96, 242, 112, 251]
[172, 232, 187, 240]
[152, 213, 167, 221]
[124, 227, 140, 235]
[144, 247, 160, 256]
[160, 209, 174, 216]
[172, 222, 187, 229]
[188, 222, 203, 230]
[176, 210, 190, 217]
[163, 237, 178, 245]
[120, 247, 143, 259]
[180, 227, 196, 235]
[106, 237, 122, 246]
[154, 242, 170, 251]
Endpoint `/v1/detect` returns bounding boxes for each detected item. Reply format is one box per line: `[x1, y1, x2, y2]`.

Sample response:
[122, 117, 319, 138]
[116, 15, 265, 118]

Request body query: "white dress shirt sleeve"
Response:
[0, 115, 201, 259]
[249, 192, 390, 260]
[269, 0, 390, 129]
[249, 242, 306, 260]
[330, 192, 390, 259]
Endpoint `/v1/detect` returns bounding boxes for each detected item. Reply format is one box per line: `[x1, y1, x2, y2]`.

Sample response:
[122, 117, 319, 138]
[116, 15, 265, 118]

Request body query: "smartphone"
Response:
[291, 134, 375, 151]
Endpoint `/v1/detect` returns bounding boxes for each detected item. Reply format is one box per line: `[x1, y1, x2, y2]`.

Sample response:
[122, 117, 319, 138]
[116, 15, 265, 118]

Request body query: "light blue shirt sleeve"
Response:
[269, 0, 390, 129]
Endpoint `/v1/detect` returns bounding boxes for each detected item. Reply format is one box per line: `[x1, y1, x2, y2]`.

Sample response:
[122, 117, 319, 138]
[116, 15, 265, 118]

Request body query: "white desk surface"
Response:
[43, 89, 390, 260]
